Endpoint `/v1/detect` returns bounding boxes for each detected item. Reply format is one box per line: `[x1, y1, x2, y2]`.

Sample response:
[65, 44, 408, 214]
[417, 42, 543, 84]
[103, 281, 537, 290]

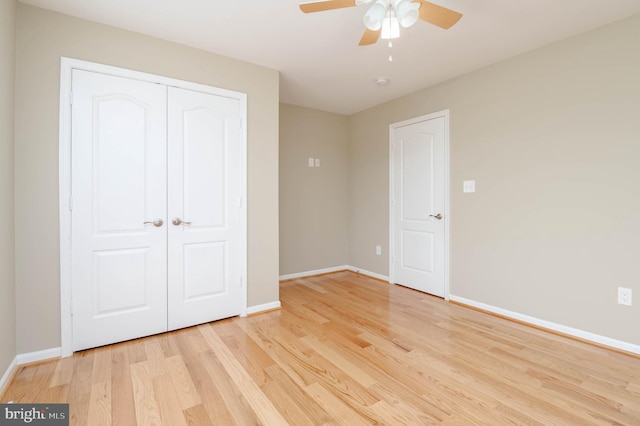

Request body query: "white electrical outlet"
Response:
[375, 245, 382, 256]
[618, 287, 632, 306]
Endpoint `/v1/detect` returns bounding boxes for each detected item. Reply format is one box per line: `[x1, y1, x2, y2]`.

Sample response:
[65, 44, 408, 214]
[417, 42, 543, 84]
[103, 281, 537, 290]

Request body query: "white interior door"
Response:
[167, 87, 243, 330]
[71, 69, 168, 351]
[69, 66, 245, 352]
[390, 113, 447, 297]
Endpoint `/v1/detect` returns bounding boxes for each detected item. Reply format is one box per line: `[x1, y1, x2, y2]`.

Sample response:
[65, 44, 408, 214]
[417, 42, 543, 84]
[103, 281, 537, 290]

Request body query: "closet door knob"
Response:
[143, 219, 164, 227]
[171, 217, 192, 226]
[429, 213, 443, 220]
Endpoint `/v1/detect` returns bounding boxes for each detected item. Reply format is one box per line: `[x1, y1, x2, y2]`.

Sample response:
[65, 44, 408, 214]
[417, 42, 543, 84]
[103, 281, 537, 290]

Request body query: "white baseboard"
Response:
[345, 266, 390, 282]
[0, 356, 18, 398]
[246, 301, 281, 315]
[1, 347, 61, 398]
[280, 265, 389, 282]
[279, 265, 351, 281]
[16, 347, 61, 365]
[450, 295, 640, 355]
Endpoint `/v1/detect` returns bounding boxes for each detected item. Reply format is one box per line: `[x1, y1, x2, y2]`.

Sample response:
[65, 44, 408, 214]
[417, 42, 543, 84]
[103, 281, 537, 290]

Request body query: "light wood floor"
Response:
[3, 271, 640, 425]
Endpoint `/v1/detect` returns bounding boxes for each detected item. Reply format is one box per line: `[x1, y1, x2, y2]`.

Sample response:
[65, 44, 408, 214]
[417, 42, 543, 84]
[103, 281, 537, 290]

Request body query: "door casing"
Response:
[388, 110, 450, 299]
[59, 57, 248, 357]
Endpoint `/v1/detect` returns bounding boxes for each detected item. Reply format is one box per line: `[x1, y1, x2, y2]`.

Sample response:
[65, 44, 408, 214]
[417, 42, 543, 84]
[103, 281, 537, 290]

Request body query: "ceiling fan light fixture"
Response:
[393, 0, 420, 28]
[380, 9, 400, 39]
[363, 0, 388, 31]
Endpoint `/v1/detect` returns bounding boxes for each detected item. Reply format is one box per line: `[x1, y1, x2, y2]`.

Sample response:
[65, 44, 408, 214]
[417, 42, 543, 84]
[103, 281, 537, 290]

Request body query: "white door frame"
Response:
[58, 57, 248, 357]
[388, 110, 450, 299]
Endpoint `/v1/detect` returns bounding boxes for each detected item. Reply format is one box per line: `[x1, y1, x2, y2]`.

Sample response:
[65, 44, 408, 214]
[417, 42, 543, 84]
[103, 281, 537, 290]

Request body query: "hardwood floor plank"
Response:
[144, 339, 168, 378]
[182, 404, 213, 426]
[250, 316, 381, 409]
[368, 383, 447, 423]
[50, 356, 75, 387]
[626, 380, 640, 395]
[199, 349, 260, 425]
[214, 320, 274, 387]
[283, 300, 330, 325]
[126, 339, 148, 364]
[158, 334, 181, 359]
[91, 347, 112, 385]
[369, 398, 434, 425]
[3, 271, 639, 425]
[163, 355, 201, 410]
[259, 372, 317, 425]
[26, 361, 58, 402]
[262, 364, 332, 425]
[110, 344, 136, 426]
[199, 324, 289, 425]
[151, 373, 187, 426]
[129, 361, 163, 425]
[169, 327, 236, 424]
[42, 384, 70, 406]
[300, 334, 376, 388]
[304, 382, 370, 425]
[298, 278, 328, 294]
[359, 332, 500, 423]
[317, 327, 450, 421]
[87, 381, 111, 426]
[67, 350, 94, 426]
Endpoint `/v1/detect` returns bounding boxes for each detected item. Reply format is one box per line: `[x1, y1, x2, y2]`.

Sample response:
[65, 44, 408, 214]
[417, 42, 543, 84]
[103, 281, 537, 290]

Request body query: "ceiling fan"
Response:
[299, 0, 462, 46]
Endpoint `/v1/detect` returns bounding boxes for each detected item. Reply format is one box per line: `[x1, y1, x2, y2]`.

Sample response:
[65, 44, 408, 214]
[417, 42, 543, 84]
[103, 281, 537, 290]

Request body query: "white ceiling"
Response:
[20, 0, 640, 115]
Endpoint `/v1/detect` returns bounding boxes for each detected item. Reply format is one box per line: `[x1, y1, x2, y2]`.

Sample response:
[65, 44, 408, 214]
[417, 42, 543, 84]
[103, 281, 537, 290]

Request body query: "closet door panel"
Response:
[71, 69, 168, 351]
[167, 87, 243, 330]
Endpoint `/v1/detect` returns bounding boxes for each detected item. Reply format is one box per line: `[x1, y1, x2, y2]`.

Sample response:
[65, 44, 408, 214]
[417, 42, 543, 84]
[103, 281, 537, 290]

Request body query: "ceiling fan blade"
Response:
[415, 0, 463, 29]
[299, 0, 356, 13]
[358, 28, 381, 45]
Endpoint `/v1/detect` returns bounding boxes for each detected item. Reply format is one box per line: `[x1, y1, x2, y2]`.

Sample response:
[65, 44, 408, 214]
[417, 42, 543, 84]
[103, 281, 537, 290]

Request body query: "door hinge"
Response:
[69, 91, 73, 106]
[70, 300, 74, 316]
[238, 197, 243, 208]
[68, 196, 73, 211]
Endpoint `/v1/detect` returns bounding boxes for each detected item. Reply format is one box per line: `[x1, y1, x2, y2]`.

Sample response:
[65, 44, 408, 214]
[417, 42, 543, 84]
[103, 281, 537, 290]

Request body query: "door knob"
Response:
[429, 213, 443, 220]
[143, 219, 164, 227]
[171, 217, 192, 226]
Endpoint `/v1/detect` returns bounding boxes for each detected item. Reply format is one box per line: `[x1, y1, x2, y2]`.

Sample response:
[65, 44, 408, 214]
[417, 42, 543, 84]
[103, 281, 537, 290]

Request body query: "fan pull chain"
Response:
[385, 4, 393, 62]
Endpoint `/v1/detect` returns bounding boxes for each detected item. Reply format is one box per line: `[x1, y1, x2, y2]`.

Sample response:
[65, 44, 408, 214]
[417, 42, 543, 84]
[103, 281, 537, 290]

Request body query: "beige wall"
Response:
[279, 103, 349, 275]
[348, 14, 640, 344]
[14, 4, 279, 354]
[0, 0, 17, 375]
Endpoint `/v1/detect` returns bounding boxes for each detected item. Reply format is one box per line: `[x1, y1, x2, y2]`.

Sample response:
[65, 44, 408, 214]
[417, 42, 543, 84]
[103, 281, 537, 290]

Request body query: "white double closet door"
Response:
[70, 69, 243, 351]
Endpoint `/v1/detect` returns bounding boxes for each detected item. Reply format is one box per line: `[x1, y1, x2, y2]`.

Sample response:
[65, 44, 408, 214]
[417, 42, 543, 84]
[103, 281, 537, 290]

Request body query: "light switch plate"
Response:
[315, 158, 321, 167]
[308, 157, 315, 167]
[463, 180, 476, 193]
